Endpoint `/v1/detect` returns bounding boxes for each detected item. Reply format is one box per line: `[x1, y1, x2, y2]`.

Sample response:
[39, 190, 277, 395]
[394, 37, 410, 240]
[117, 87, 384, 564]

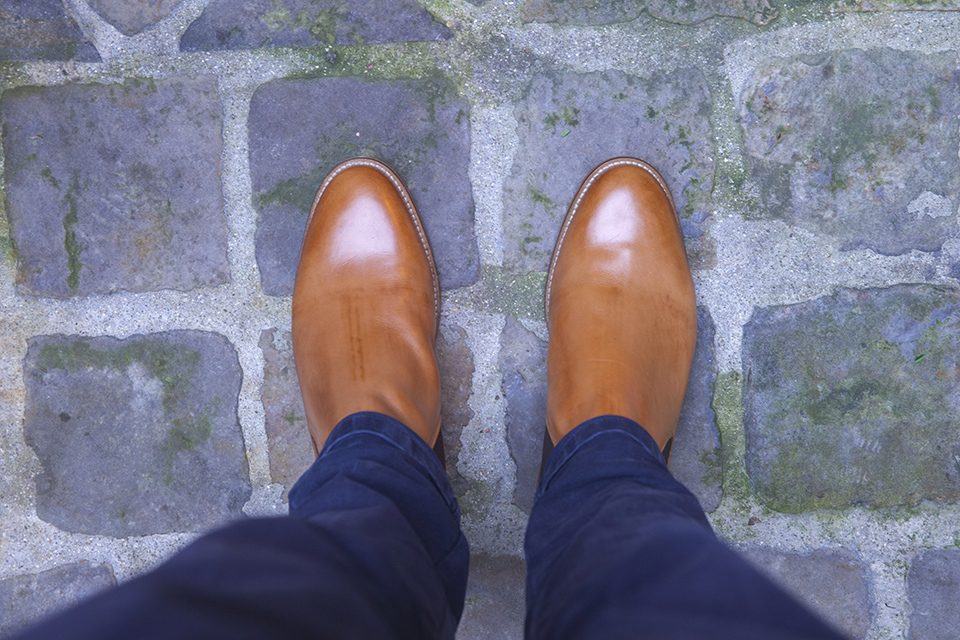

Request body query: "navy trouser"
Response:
[14, 412, 846, 639]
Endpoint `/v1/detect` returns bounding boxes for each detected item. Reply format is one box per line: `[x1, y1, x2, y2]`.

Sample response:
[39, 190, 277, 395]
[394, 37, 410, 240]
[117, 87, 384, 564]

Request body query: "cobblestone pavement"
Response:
[1, 0, 959, 638]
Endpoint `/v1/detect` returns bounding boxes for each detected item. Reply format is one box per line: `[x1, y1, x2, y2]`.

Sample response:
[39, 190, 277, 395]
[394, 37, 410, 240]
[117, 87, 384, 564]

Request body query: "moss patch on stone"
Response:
[712, 371, 754, 508]
[36, 338, 201, 415]
[743, 285, 960, 513]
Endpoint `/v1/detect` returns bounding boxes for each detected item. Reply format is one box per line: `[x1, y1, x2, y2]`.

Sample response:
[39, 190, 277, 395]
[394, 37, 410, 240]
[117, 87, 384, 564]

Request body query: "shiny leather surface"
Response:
[545, 157, 697, 449]
[292, 158, 441, 450]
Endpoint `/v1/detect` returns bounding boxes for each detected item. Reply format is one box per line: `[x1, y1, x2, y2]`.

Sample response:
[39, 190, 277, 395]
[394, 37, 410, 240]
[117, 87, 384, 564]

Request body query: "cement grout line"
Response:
[449, 308, 527, 556]
[468, 103, 518, 267]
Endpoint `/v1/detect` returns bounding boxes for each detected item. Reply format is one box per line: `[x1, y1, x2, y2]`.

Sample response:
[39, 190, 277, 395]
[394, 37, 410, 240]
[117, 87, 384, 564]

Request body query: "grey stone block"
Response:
[0, 561, 116, 636]
[438, 323, 476, 498]
[499, 315, 547, 514]
[249, 76, 478, 295]
[260, 329, 312, 500]
[908, 549, 960, 640]
[740, 48, 960, 255]
[2, 77, 229, 298]
[740, 546, 872, 639]
[180, 0, 451, 51]
[23, 332, 251, 536]
[670, 307, 722, 513]
[457, 554, 525, 640]
[502, 68, 715, 275]
[743, 285, 960, 512]
[0, 0, 100, 61]
[88, 0, 182, 36]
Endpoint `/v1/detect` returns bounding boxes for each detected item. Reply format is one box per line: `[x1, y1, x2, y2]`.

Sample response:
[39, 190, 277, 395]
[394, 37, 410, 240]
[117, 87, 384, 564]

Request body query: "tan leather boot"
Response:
[292, 158, 442, 451]
[545, 157, 697, 453]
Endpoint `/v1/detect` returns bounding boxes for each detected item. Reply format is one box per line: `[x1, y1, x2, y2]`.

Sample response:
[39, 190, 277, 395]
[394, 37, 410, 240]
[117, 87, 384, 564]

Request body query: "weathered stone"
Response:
[740, 48, 960, 255]
[23, 332, 250, 536]
[457, 554, 526, 640]
[503, 69, 715, 275]
[88, 0, 182, 36]
[249, 76, 478, 295]
[670, 308, 722, 513]
[260, 329, 312, 500]
[520, 0, 645, 24]
[499, 316, 547, 514]
[2, 77, 229, 298]
[471, 35, 540, 102]
[647, 0, 778, 25]
[180, 0, 451, 51]
[0, 561, 116, 636]
[743, 285, 960, 512]
[0, 0, 100, 62]
[438, 322, 476, 498]
[740, 547, 872, 638]
[908, 549, 960, 640]
[830, 0, 960, 12]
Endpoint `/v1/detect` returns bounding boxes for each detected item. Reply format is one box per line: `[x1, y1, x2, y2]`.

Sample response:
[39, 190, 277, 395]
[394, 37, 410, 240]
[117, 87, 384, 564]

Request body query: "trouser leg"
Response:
[524, 415, 847, 640]
[14, 412, 469, 640]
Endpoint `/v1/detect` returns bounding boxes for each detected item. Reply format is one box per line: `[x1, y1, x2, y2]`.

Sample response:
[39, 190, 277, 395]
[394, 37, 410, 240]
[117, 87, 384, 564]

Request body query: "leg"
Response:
[525, 415, 845, 640]
[14, 413, 467, 640]
[531, 157, 846, 639]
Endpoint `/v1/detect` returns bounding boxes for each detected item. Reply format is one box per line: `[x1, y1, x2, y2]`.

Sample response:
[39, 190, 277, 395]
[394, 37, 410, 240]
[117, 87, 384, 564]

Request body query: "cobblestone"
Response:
[0, 561, 116, 636]
[499, 315, 547, 514]
[2, 76, 229, 298]
[249, 76, 478, 295]
[180, 0, 451, 51]
[908, 549, 960, 640]
[438, 321, 476, 498]
[260, 328, 312, 500]
[670, 308, 722, 513]
[740, 48, 960, 255]
[0, 0, 99, 62]
[742, 285, 960, 513]
[23, 332, 250, 536]
[740, 546, 872, 639]
[87, 0, 182, 36]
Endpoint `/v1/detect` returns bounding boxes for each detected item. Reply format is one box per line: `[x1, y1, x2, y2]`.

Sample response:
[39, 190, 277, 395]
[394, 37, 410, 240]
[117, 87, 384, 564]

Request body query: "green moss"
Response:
[36, 338, 202, 415]
[256, 169, 325, 214]
[712, 372, 753, 509]
[543, 105, 580, 132]
[747, 289, 960, 513]
[161, 408, 215, 485]
[62, 173, 83, 293]
[520, 235, 542, 255]
[40, 167, 60, 189]
[527, 184, 556, 212]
